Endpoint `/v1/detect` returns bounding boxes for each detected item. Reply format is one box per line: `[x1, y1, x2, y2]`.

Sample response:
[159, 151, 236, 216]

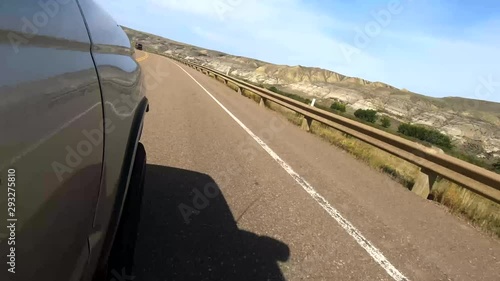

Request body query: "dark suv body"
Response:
[0, 1, 147, 280]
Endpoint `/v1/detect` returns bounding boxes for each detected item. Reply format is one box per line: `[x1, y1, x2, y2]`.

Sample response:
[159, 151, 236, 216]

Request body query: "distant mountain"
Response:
[123, 26, 500, 160]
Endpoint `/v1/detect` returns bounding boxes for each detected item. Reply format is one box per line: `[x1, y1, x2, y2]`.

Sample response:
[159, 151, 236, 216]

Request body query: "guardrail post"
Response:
[301, 116, 313, 132]
[259, 97, 266, 107]
[223, 79, 228, 85]
[411, 168, 438, 199]
[238, 87, 243, 95]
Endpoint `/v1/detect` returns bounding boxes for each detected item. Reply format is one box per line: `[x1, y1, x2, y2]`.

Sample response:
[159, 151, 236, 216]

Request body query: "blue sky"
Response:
[96, 0, 500, 102]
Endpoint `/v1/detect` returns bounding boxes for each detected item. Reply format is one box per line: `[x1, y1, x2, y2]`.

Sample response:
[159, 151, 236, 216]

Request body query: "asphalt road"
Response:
[133, 51, 500, 281]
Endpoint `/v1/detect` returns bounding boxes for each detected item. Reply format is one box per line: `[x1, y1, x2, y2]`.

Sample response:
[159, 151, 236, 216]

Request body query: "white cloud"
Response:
[102, 0, 500, 101]
[148, 0, 217, 17]
[147, 0, 384, 78]
[148, 0, 266, 22]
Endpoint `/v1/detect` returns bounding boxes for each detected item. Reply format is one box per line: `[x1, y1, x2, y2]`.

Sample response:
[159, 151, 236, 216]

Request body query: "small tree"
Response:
[354, 109, 378, 123]
[330, 101, 346, 113]
[398, 123, 453, 149]
[380, 116, 391, 128]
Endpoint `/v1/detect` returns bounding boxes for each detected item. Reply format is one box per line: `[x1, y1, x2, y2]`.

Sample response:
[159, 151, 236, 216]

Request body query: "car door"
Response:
[0, 1, 103, 280]
[75, 1, 147, 279]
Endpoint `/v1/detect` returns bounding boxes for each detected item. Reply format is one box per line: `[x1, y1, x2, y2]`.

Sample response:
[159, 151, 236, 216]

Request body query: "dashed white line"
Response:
[170, 60, 410, 281]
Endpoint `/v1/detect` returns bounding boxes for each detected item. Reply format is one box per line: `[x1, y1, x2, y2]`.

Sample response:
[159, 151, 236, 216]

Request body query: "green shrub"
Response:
[493, 161, 500, 172]
[398, 123, 453, 149]
[380, 116, 391, 128]
[269, 86, 279, 93]
[354, 109, 378, 123]
[330, 101, 346, 113]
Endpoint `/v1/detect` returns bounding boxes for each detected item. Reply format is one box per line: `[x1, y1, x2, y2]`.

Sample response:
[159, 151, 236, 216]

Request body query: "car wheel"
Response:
[107, 142, 146, 277]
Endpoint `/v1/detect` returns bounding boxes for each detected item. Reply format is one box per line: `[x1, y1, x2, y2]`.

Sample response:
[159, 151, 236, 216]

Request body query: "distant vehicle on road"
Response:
[135, 42, 143, 50]
[0, 0, 148, 280]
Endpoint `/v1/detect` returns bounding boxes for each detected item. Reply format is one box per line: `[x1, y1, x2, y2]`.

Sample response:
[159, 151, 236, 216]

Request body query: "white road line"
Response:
[170, 60, 410, 281]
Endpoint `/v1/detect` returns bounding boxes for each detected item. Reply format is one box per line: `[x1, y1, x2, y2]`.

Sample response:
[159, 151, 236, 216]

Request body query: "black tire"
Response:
[107, 142, 146, 276]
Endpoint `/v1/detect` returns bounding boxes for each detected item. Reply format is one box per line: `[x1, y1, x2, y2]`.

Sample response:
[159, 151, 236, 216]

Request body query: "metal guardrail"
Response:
[169, 55, 500, 204]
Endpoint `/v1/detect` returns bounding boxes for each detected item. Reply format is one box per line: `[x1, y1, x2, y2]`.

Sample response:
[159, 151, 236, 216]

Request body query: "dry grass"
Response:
[242, 89, 264, 104]
[224, 75, 500, 238]
[266, 100, 303, 126]
[266, 97, 500, 237]
[432, 181, 500, 237]
[310, 122, 420, 189]
[226, 81, 239, 91]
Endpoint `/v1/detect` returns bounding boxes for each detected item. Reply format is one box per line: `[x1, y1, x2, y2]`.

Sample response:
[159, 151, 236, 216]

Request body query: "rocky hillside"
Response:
[123, 26, 500, 160]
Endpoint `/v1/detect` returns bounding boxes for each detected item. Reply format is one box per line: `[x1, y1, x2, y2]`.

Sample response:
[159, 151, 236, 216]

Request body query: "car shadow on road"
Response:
[133, 164, 290, 281]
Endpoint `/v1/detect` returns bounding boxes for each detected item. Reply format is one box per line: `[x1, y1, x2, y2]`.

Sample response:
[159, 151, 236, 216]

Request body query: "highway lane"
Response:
[133, 51, 500, 281]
